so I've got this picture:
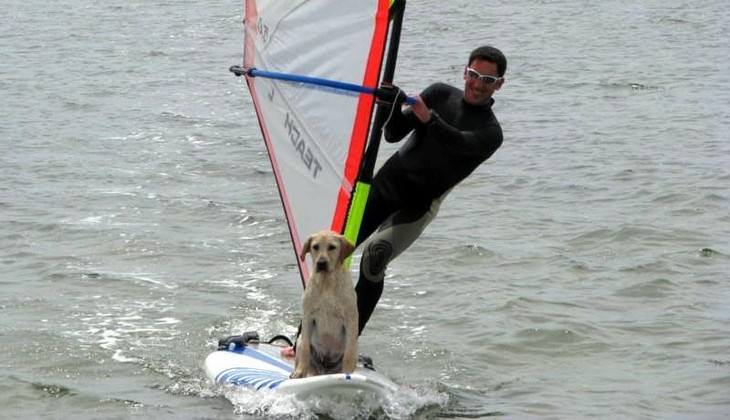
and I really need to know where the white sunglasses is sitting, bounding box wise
[464,67,502,84]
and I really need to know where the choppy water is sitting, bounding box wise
[2,0,729,418]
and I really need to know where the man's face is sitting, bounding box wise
[463,58,504,105]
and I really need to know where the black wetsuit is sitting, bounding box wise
[355,82,503,333]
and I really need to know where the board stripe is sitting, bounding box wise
[217,367,288,389]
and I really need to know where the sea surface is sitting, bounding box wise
[2,0,729,418]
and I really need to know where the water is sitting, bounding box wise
[2,0,729,418]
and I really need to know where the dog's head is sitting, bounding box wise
[299,230,355,273]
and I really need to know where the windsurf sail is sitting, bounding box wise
[237,0,407,286]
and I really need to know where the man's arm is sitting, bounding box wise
[428,116,503,157]
[384,84,442,143]
[383,105,418,143]
[412,96,502,157]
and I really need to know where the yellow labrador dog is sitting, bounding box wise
[291,230,357,379]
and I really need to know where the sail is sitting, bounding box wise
[242,0,394,285]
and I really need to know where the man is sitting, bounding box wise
[354,45,506,334]
[283,45,506,357]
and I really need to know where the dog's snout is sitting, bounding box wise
[316,259,328,272]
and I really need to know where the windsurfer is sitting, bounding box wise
[354,45,507,334]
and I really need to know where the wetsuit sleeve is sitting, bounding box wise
[427,114,503,158]
[384,83,442,143]
[384,105,419,143]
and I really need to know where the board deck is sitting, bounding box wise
[205,342,398,399]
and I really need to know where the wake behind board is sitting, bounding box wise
[205,336,398,399]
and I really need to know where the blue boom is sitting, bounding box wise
[230,66,416,105]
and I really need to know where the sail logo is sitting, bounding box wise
[284,113,322,179]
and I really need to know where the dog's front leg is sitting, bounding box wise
[341,315,358,373]
[291,332,311,379]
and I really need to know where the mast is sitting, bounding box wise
[360,0,406,183]
[343,0,407,248]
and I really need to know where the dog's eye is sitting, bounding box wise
[328,244,336,251]
[312,244,319,251]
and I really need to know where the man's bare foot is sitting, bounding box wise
[281,346,295,358]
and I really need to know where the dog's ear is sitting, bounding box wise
[300,235,312,261]
[338,235,355,264]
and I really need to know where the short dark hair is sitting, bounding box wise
[468,46,507,77]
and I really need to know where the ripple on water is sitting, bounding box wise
[66,296,180,363]
[30,382,77,398]
[613,278,676,299]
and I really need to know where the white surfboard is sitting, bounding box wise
[205,342,398,399]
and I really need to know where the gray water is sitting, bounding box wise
[2,0,729,418]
